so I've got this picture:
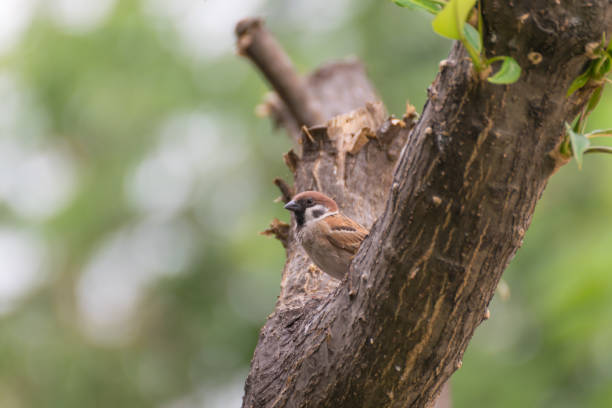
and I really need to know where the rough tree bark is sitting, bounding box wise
[237,1,612,407]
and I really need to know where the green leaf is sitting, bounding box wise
[566,122,591,169]
[432,0,477,40]
[585,86,603,115]
[597,56,611,77]
[567,67,593,96]
[487,56,521,84]
[392,0,445,14]
[463,24,481,53]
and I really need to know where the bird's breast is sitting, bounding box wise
[297,221,350,280]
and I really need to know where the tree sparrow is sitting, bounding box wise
[284,191,368,280]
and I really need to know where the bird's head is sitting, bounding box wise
[284,191,338,227]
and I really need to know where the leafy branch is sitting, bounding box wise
[564,125,612,169]
[562,35,612,168]
[393,0,521,84]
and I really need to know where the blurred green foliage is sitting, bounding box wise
[0,1,610,407]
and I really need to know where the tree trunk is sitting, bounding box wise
[236,1,612,407]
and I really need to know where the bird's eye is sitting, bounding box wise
[306,198,314,206]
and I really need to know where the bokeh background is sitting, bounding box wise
[0,0,611,407]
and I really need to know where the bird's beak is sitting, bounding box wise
[284,200,301,212]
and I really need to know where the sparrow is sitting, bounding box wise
[284,191,368,280]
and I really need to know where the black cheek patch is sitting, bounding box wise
[312,209,325,219]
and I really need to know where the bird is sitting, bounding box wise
[284,191,368,280]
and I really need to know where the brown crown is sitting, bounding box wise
[291,191,339,212]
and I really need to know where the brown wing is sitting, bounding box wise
[323,213,368,254]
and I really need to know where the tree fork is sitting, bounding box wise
[237,1,612,407]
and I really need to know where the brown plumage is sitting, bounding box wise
[323,213,368,254]
[284,191,368,280]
